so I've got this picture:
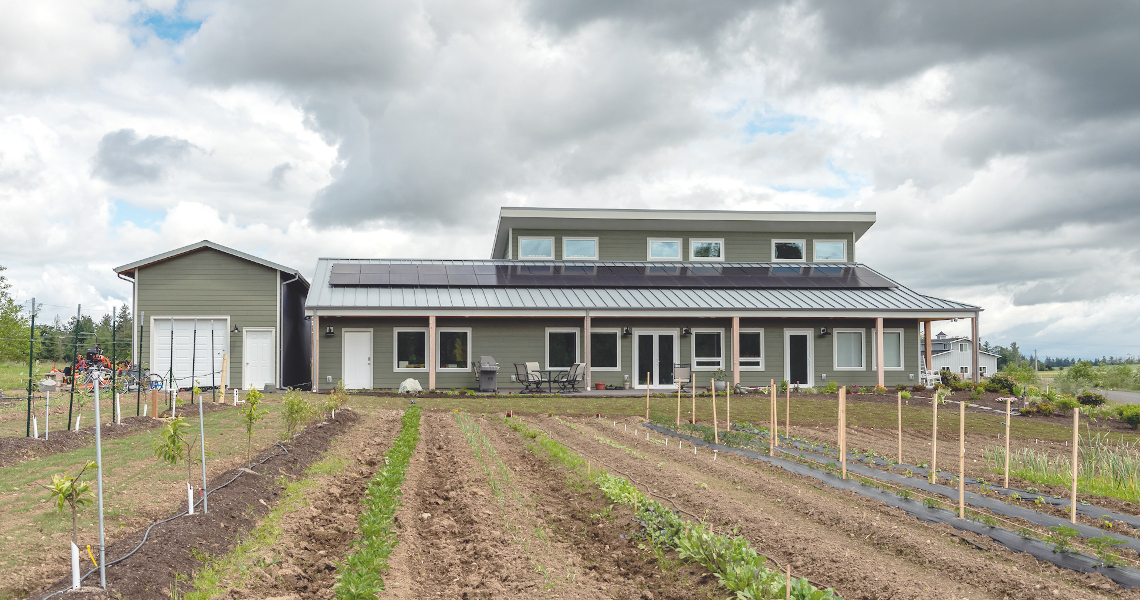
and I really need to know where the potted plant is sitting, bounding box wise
[712,368,729,392]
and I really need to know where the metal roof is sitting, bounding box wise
[306,259,979,316]
[114,240,309,287]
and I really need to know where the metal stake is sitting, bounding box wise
[93,370,107,588]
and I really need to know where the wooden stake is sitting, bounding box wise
[726,382,731,432]
[959,399,965,519]
[1071,407,1079,524]
[691,382,696,425]
[931,392,938,481]
[785,386,790,443]
[786,565,791,600]
[839,386,846,479]
[770,379,776,456]
[676,379,681,426]
[1004,397,1011,489]
[646,373,650,421]
[893,392,902,463]
[711,378,719,444]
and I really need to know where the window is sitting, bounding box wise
[590,329,620,370]
[871,329,904,370]
[546,328,579,370]
[437,328,471,370]
[960,366,969,374]
[647,238,682,260]
[563,237,599,260]
[772,239,806,261]
[941,366,951,372]
[393,328,427,371]
[518,237,554,259]
[834,329,865,370]
[739,329,764,370]
[813,240,847,262]
[980,366,988,375]
[692,330,724,370]
[959,343,966,352]
[689,239,724,262]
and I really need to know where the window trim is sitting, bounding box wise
[688,238,725,262]
[960,366,970,374]
[772,239,807,262]
[518,236,554,259]
[392,327,429,372]
[870,328,905,371]
[545,327,580,371]
[833,328,866,370]
[691,328,725,371]
[562,237,599,261]
[436,327,473,371]
[980,366,988,375]
[959,343,967,352]
[738,328,765,371]
[588,328,622,371]
[813,239,848,262]
[646,237,683,261]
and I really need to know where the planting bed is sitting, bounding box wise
[538,414,1138,599]
[29,409,361,600]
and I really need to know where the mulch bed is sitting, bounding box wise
[30,409,360,600]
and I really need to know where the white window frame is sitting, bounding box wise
[436,327,473,371]
[980,366,988,375]
[393,327,428,372]
[772,239,807,262]
[783,328,815,388]
[960,366,970,374]
[545,327,580,371]
[562,237,599,260]
[738,328,765,371]
[813,239,848,262]
[691,328,725,371]
[870,328,905,371]
[588,328,621,371]
[688,238,725,262]
[647,237,682,261]
[518,236,554,259]
[959,343,967,352]
[833,328,866,370]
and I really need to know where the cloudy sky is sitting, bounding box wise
[2,0,1139,360]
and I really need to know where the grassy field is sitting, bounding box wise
[0,360,68,393]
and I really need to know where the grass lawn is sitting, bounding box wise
[0,360,68,393]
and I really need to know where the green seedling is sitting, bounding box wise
[39,461,98,545]
[1047,525,1080,554]
[1087,535,1126,567]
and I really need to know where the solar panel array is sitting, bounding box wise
[327,262,895,290]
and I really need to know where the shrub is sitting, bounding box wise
[1001,363,1039,385]
[950,380,971,392]
[940,370,961,386]
[1055,396,1080,414]
[1023,400,1055,417]
[1077,392,1108,407]
[822,381,838,394]
[911,384,927,392]
[987,373,1019,394]
[281,388,313,438]
[900,391,911,400]
[894,384,908,391]
[1116,405,1140,429]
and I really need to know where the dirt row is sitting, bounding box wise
[538,414,1135,600]
[29,409,362,600]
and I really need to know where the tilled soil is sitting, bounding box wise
[208,409,404,599]
[29,410,360,600]
[538,415,1137,600]
[383,411,721,599]
[0,416,165,467]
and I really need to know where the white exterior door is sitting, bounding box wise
[151,318,229,391]
[343,329,373,389]
[243,328,275,390]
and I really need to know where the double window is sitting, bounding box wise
[393,328,428,371]
[772,239,806,261]
[438,328,471,370]
[689,239,724,261]
[590,329,621,370]
[692,330,724,370]
[834,329,865,370]
[546,328,579,370]
[739,329,764,370]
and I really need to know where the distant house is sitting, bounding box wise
[114,240,311,392]
[929,332,998,378]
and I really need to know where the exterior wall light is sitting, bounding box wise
[682,327,692,336]
[230,325,239,334]
[325,326,335,336]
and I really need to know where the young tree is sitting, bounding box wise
[40,461,98,545]
[242,387,268,466]
[153,417,198,486]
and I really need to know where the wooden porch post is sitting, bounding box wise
[311,315,320,393]
[971,314,980,383]
[731,316,740,386]
[584,312,591,389]
[875,317,885,388]
[924,320,933,373]
[428,315,436,391]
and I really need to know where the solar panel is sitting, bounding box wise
[327,262,895,289]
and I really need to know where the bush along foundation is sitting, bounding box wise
[505,418,842,600]
[333,406,421,599]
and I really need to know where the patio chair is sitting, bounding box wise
[514,363,542,393]
[559,363,586,392]
[674,363,692,392]
[525,362,545,392]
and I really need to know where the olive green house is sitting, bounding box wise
[114,241,311,392]
[306,208,982,392]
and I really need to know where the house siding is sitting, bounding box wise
[511,229,856,262]
[931,342,999,378]
[137,248,278,389]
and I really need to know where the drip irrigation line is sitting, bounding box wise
[39,442,290,599]
[515,418,836,594]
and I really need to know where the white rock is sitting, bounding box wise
[399,378,423,394]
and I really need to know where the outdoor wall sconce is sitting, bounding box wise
[682,327,692,336]
[325,326,335,336]
[819,327,830,336]
[622,327,632,336]
[230,325,239,334]
[821,373,827,380]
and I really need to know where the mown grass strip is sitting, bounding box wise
[334,406,421,599]
[505,418,842,600]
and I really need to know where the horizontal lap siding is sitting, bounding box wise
[513,229,854,262]
[138,249,278,389]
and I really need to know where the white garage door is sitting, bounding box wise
[152,318,229,391]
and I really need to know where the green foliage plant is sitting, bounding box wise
[153,416,198,486]
[242,387,268,467]
[281,388,312,438]
[900,391,911,400]
[40,461,98,545]
[1117,404,1140,429]
[1087,535,1126,567]
[823,381,838,394]
[1047,525,1080,554]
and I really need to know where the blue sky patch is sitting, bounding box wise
[744,113,801,137]
[111,199,165,229]
[138,5,202,42]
